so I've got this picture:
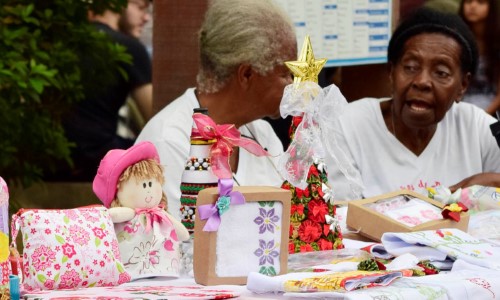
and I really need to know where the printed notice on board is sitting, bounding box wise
[274,0,392,67]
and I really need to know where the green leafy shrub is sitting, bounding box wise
[0,0,131,186]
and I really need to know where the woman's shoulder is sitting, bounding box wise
[346,97,387,108]
[443,102,498,139]
[449,102,497,124]
[241,120,283,155]
[243,119,280,142]
[137,88,197,141]
[342,97,388,119]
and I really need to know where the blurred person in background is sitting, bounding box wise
[119,0,151,39]
[459,0,500,116]
[116,0,153,140]
[58,1,153,181]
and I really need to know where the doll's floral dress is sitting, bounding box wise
[114,206,181,279]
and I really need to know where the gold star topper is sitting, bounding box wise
[285,35,327,86]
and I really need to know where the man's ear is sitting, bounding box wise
[457,72,471,103]
[237,63,254,90]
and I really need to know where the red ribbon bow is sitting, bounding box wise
[193,113,269,179]
[291,204,304,215]
[135,204,172,234]
[441,202,468,222]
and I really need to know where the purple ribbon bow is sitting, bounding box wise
[198,178,245,231]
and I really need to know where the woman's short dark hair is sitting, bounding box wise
[388,8,478,75]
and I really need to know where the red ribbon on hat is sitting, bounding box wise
[192,113,269,179]
[135,204,172,234]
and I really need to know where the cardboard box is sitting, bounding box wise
[347,190,469,242]
[193,186,291,285]
[333,201,378,242]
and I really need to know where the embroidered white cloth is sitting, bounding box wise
[283,269,500,299]
[343,238,394,259]
[247,270,403,294]
[381,228,500,270]
[215,201,283,277]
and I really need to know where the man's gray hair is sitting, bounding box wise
[197,0,295,93]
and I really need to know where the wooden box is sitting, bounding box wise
[193,186,291,285]
[347,190,469,242]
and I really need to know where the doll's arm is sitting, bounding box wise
[165,213,190,242]
[108,207,136,223]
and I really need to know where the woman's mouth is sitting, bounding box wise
[408,100,432,112]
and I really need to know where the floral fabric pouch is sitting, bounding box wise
[10,205,130,291]
[0,176,10,288]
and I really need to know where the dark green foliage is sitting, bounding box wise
[357,259,380,271]
[0,0,131,186]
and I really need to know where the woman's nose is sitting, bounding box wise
[412,70,432,90]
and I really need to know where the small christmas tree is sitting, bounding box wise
[279,36,344,253]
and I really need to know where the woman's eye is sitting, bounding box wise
[434,65,451,78]
[404,65,417,72]
[436,71,449,78]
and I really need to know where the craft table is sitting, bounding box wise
[21,207,500,299]
[21,250,500,300]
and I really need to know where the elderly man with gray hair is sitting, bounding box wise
[136,0,297,221]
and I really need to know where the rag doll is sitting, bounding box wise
[93,141,189,279]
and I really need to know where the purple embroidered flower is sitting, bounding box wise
[254,239,279,266]
[254,208,280,234]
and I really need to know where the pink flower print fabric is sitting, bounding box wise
[0,231,10,287]
[11,206,130,291]
[0,176,9,234]
[114,210,181,279]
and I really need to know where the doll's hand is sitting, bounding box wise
[108,207,136,223]
[165,213,190,242]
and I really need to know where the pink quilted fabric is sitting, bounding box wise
[11,205,130,291]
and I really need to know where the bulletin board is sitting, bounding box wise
[275,0,397,67]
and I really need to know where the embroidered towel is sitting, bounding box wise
[381,229,500,270]
[343,238,394,259]
[247,270,404,293]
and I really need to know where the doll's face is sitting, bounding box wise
[116,175,163,209]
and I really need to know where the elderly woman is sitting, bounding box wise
[136,0,296,219]
[328,8,500,200]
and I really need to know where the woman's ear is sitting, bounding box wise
[457,72,471,102]
[387,62,395,85]
[236,63,254,90]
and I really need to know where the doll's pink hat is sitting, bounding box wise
[93,141,160,208]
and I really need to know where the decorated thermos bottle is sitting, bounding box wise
[179,108,218,234]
